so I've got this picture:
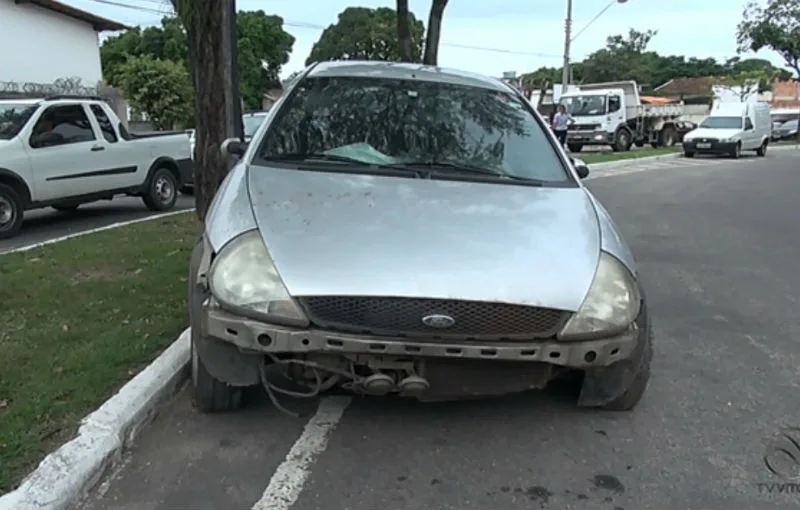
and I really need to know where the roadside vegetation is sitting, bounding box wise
[0,212,199,494]
[579,146,679,164]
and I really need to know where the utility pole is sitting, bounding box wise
[561,0,573,90]
[228,0,244,140]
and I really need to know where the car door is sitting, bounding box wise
[86,103,143,190]
[742,116,757,150]
[27,103,106,201]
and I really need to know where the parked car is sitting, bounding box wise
[682,101,771,158]
[242,111,268,142]
[772,119,798,141]
[188,61,653,414]
[0,95,192,239]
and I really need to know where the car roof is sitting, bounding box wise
[307,60,512,93]
[0,98,42,105]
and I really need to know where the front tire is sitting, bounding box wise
[730,142,742,159]
[600,325,653,411]
[613,128,632,152]
[567,143,583,153]
[0,183,24,240]
[684,151,695,158]
[756,140,768,157]
[191,335,244,413]
[142,167,178,212]
[188,239,244,413]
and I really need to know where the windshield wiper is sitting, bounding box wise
[388,160,537,182]
[262,153,374,165]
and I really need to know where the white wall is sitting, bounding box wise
[0,1,102,86]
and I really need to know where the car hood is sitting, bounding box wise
[246,167,601,311]
[686,127,741,139]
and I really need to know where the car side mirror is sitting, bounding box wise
[221,137,248,158]
[570,157,590,179]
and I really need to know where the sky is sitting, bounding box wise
[68,0,787,82]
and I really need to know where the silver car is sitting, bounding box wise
[189,61,652,414]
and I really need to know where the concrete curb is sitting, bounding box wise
[0,330,191,510]
[585,152,680,170]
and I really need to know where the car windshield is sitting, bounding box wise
[779,119,798,130]
[559,95,606,116]
[243,115,266,137]
[772,114,798,125]
[0,103,38,140]
[255,76,570,183]
[699,116,742,129]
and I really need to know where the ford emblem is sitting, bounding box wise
[421,314,455,329]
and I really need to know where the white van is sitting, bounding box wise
[682,102,772,158]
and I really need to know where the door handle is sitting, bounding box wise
[90,145,104,152]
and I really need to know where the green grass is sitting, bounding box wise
[0,212,200,494]
[578,146,680,164]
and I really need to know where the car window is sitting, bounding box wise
[256,76,571,183]
[243,115,266,137]
[699,116,742,129]
[30,104,95,147]
[0,103,38,140]
[90,104,118,143]
[744,118,754,130]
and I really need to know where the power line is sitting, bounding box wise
[81,0,562,58]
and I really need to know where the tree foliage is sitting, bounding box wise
[118,55,193,130]
[737,0,800,77]
[100,12,294,112]
[306,7,425,64]
[519,28,792,96]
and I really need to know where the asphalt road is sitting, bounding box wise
[0,194,195,254]
[83,150,800,510]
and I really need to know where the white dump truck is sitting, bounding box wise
[557,80,704,152]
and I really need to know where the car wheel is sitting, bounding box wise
[683,151,695,158]
[756,141,768,157]
[191,334,244,413]
[188,239,244,413]
[567,143,583,153]
[0,183,24,240]
[599,325,653,411]
[142,167,178,212]
[730,142,742,159]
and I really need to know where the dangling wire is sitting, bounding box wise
[259,355,364,417]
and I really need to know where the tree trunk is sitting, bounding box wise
[172,0,237,221]
[396,0,413,62]
[422,0,448,66]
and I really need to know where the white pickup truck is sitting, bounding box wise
[0,95,193,239]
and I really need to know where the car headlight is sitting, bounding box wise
[208,230,308,325]
[559,252,641,339]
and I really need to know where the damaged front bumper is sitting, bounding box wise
[202,301,640,369]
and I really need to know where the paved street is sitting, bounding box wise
[83,151,799,510]
[0,194,195,254]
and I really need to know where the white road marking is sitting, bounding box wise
[1,209,195,255]
[251,396,353,510]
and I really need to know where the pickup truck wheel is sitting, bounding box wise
[143,167,178,212]
[0,183,24,240]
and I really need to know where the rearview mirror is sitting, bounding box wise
[570,157,590,179]
[221,137,248,158]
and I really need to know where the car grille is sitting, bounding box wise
[298,296,570,340]
[568,124,600,131]
[695,138,718,143]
